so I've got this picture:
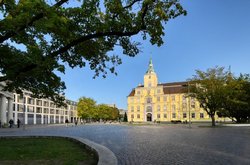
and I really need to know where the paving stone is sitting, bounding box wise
[0,124,250,165]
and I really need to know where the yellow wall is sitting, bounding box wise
[128,87,224,122]
[127,61,225,122]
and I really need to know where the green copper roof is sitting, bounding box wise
[146,58,154,73]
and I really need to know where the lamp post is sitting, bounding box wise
[183,82,191,128]
[188,81,191,128]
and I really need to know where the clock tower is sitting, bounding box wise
[144,58,158,88]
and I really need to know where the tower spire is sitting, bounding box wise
[146,57,154,73]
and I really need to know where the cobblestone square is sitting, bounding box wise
[1,124,250,165]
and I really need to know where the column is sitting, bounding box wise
[59,112,61,123]
[41,101,44,124]
[7,98,13,122]
[0,95,7,124]
[34,112,36,124]
[34,98,37,125]
[24,97,28,124]
[41,113,44,124]
[48,115,50,124]
[13,94,17,124]
[14,112,17,125]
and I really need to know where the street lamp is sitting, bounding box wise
[183,82,191,128]
[188,82,191,128]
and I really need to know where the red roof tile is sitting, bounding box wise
[128,82,188,96]
[128,89,135,97]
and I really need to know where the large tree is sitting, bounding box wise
[189,67,229,126]
[222,74,250,123]
[77,97,97,120]
[0,0,186,105]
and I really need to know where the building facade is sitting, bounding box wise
[0,82,14,125]
[127,59,223,122]
[0,86,78,126]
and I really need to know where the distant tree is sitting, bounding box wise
[123,112,128,122]
[221,74,250,123]
[97,104,111,121]
[110,107,119,120]
[118,113,123,121]
[97,105,119,121]
[189,67,229,126]
[77,97,96,120]
[0,0,186,105]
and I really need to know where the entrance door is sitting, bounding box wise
[147,113,152,122]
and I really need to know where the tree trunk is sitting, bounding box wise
[211,114,216,127]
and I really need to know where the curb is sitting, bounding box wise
[68,136,118,165]
[221,124,250,127]
[0,135,118,165]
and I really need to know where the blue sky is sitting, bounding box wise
[60,0,250,109]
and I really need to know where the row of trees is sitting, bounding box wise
[189,66,250,126]
[77,97,120,121]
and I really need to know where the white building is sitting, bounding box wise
[0,85,78,126]
[0,82,14,125]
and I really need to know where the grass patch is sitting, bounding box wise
[0,137,97,165]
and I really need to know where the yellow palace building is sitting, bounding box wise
[127,59,222,123]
